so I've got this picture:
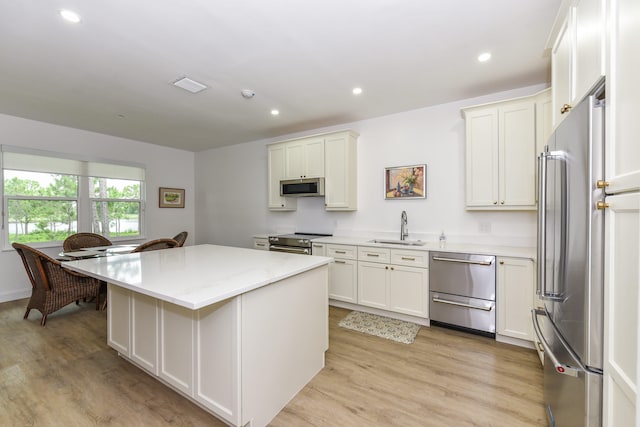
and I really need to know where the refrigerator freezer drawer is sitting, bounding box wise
[429,292,495,334]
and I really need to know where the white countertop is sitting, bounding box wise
[62,244,332,310]
[312,236,536,259]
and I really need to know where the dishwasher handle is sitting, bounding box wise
[431,256,493,266]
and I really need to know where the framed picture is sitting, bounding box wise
[384,164,426,199]
[159,187,185,208]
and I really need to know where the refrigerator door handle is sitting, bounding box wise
[537,150,567,301]
[531,308,581,377]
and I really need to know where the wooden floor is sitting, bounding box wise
[0,299,546,426]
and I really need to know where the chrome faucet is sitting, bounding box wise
[400,210,408,240]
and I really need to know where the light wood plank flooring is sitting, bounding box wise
[0,299,545,426]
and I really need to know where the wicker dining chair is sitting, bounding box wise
[63,232,112,252]
[172,231,188,247]
[131,238,179,253]
[12,242,103,326]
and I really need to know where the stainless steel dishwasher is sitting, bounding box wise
[429,251,496,337]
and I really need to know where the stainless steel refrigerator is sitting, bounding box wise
[532,79,605,427]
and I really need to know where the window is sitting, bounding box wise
[2,147,145,247]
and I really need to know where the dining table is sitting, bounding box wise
[59,244,139,259]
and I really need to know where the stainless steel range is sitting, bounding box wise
[268,233,331,255]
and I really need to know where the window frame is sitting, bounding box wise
[1,147,146,250]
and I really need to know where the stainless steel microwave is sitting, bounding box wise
[280,178,325,197]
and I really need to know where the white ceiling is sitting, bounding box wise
[0,1,561,152]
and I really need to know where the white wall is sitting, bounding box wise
[195,83,548,250]
[0,114,195,302]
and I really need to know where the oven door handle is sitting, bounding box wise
[269,245,310,255]
[432,296,493,311]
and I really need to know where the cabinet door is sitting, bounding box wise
[107,284,131,356]
[496,257,534,341]
[388,265,428,318]
[285,138,324,179]
[358,261,388,309]
[159,301,195,395]
[605,0,640,195]
[329,259,358,303]
[465,108,499,207]
[267,144,296,211]
[499,102,536,208]
[552,12,574,127]
[603,192,639,426]
[131,292,159,374]
[574,0,604,104]
[325,132,357,210]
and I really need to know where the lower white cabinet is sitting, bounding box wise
[496,256,535,341]
[327,244,357,303]
[357,247,428,318]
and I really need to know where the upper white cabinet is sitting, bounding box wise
[284,137,324,179]
[267,143,296,211]
[267,130,358,211]
[324,131,358,211]
[551,0,605,127]
[462,96,539,210]
[551,11,574,127]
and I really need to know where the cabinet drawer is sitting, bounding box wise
[390,249,429,268]
[358,247,391,264]
[253,238,269,251]
[327,244,357,260]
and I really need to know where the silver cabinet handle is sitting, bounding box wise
[367,253,380,257]
[256,243,266,247]
[312,244,324,248]
[334,250,346,254]
[531,308,580,377]
[432,256,493,266]
[432,297,493,311]
[401,256,416,261]
[334,260,346,264]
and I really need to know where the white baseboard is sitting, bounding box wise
[0,289,30,303]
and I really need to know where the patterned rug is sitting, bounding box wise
[338,311,421,344]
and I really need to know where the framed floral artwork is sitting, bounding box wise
[159,187,185,208]
[384,164,426,199]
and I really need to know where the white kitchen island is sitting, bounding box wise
[62,244,331,427]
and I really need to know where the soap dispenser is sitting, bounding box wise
[439,231,446,248]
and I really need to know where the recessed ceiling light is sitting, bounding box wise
[271,109,280,116]
[59,9,81,23]
[478,52,492,62]
[352,87,363,95]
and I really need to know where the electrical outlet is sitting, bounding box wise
[479,222,491,233]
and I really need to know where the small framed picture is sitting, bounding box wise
[384,165,426,199]
[159,187,185,208]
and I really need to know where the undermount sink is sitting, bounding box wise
[368,239,427,246]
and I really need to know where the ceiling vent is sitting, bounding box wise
[172,77,207,94]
